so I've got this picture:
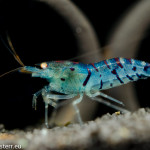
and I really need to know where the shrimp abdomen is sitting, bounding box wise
[89,58,150,91]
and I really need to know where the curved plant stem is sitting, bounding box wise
[37,0,102,62]
[106,1,150,111]
[35,0,102,123]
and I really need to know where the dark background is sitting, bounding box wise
[0,0,149,129]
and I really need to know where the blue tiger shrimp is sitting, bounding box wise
[1,36,150,128]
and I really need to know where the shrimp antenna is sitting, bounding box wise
[0,32,25,67]
[0,32,26,78]
[0,67,24,78]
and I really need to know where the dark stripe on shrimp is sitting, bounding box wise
[111,69,124,83]
[83,68,91,86]
[61,78,65,81]
[144,64,150,72]
[104,60,111,69]
[99,80,103,89]
[73,62,79,64]
[136,73,141,78]
[91,63,99,72]
[114,58,123,68]
[55,61,64,63]
[70,67,75,71]
[132,66,136,71]
[136,73,147,79]
[126,75,133,81]
[126,58,132,64]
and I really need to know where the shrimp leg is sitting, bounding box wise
[45,102,49,128]
[32,86,51,110]
[90,91,124,105]
[32,89,43,110]
[46,94,76,100]
[42,89,77,127]
[48,96,77,127]
[72,94,84,125]
[32,85,75,109]
[88,92,130,113]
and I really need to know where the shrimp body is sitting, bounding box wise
[24,61,88,94]
[3,34,150,127]
[85,57,150,93]
[23,57,150,95]
[21,57,150,127]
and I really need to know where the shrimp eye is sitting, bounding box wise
[40,62,48,69]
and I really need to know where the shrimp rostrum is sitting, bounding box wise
[1,36,150,127]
